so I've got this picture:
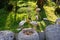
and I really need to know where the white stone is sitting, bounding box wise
[19,20,26,27]
[16,28,21,31]
[43,18,48,20]
[30,21,38,26]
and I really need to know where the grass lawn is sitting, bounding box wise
[0,1,58,33]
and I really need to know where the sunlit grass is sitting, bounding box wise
[5,12,14,29]
[0,1,58,32]
[44,6,57,22]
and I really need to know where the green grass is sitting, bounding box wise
[0,1,58,32]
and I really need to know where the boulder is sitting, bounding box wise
[18,28,39,40]
[45,24,60,40]
[38,32,45,40]
[0,30,14,40]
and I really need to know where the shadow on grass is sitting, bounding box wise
[0,10,19,33]
[0,9,10,30]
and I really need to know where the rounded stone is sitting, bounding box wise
[18,28,39,40]
[0,30,14,40]
[45,24,60,40]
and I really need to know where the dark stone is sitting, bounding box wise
[38,32,45,40]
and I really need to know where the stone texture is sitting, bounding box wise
[0,30,14,40]
[38,32,45,40]
[45,24,60,40]
[18,28,39,40]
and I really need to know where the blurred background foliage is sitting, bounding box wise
[0,0,60,32]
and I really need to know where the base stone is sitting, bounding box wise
[18,28,39,40]
[45,24,60,40]
[0,30,14,40]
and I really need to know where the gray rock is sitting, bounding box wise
[19,21,26,27]
[45,24,60,40]
[0,30,14,40]
[18,28,39,40]
[38,32,45,40]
